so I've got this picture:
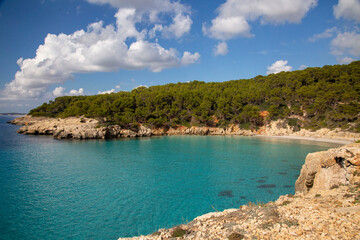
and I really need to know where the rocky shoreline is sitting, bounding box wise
[118,143,360,240]
[8,116,360,142]
[8,116,360,239]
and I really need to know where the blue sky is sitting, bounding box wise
[0,0,359,113]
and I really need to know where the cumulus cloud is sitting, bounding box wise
[98,89,116,94]
[331,31,360,57]
[267,60,293,74]
[87,0,192,39]
[52,87,84,97]
[69,88,84,96]
[308,27,338,42]
[214,42,229,56]
[181,51,201,65]
[337,56,356,64]
[333,0,360,22]
[53,86,65,97]
[203,0,317,41]
[1,0,199,100]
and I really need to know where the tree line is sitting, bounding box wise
[29,61,360,132]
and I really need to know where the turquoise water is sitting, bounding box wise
[0,116,340,239]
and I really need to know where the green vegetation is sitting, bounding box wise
[29,61,360,131]
[228,232,245,240]
[171,227,188,238]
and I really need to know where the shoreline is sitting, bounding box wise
[253,134,354,145]
[8,115,360,143]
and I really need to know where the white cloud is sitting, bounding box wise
[86,0,192,38]
[161,13,192,38]
[331,31,360,57]
[98,88,115,94]
[53,86,65,97]
[333,0,360,22]
[203,0,317,41]
[214,42,229,56]
[1,2,200,100]
[52,87,84,97]
[308,27,338,42]
[181,51,201,65]
[267,60,293,74]
[69,88,84,96]
[337,56,356,64]
[115,85,120,89]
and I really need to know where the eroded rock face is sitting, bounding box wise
[10,116,257,139]
[295,143,360,194]
[9,116,360,141]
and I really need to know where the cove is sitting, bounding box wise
[0,116,340,239]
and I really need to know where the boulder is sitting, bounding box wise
[295,143,360,194]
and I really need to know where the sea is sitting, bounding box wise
[0,115,340,239]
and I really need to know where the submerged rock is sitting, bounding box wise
[257,184,276,188]
[218,190,234,198]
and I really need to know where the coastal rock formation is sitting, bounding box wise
[295,143,360,194]
[9,116,256,139]
[9,116,360,141]
[118,144,360,240]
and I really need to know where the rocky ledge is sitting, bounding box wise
[119,144,360,240]
[8,116,360,141]
[9,116,254,139]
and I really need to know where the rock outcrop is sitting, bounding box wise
[295,143,360,194]
[118,144,360,240]
[9,116,255,139]
[9,116,360,141]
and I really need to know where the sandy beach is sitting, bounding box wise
[253,134,355,145]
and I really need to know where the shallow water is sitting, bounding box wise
[0,116,340,239]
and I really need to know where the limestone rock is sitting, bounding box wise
[295,143,360,194]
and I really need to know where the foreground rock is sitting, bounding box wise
[295,143,360,193]
[119,144,360,240]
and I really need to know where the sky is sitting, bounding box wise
[0,0,359,113]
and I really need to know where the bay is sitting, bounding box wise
[0,115,339,239]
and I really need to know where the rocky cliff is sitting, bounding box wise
[8,116,360,141]
[295,143,360,194]
[118,144,360,240]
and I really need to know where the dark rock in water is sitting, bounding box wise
[256,179,266,183]
[281,159,288,162]
[257,184,276,188]
[261,176,269,179]
[239,196,246,199]
[283,185,292,188]
[218,190,234,197]
[237,178,246,182]
[267,189,274,194]
[278,172,287,175]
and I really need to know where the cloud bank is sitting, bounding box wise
[2,0,199,100]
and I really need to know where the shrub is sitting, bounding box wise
[171,227,187,238]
